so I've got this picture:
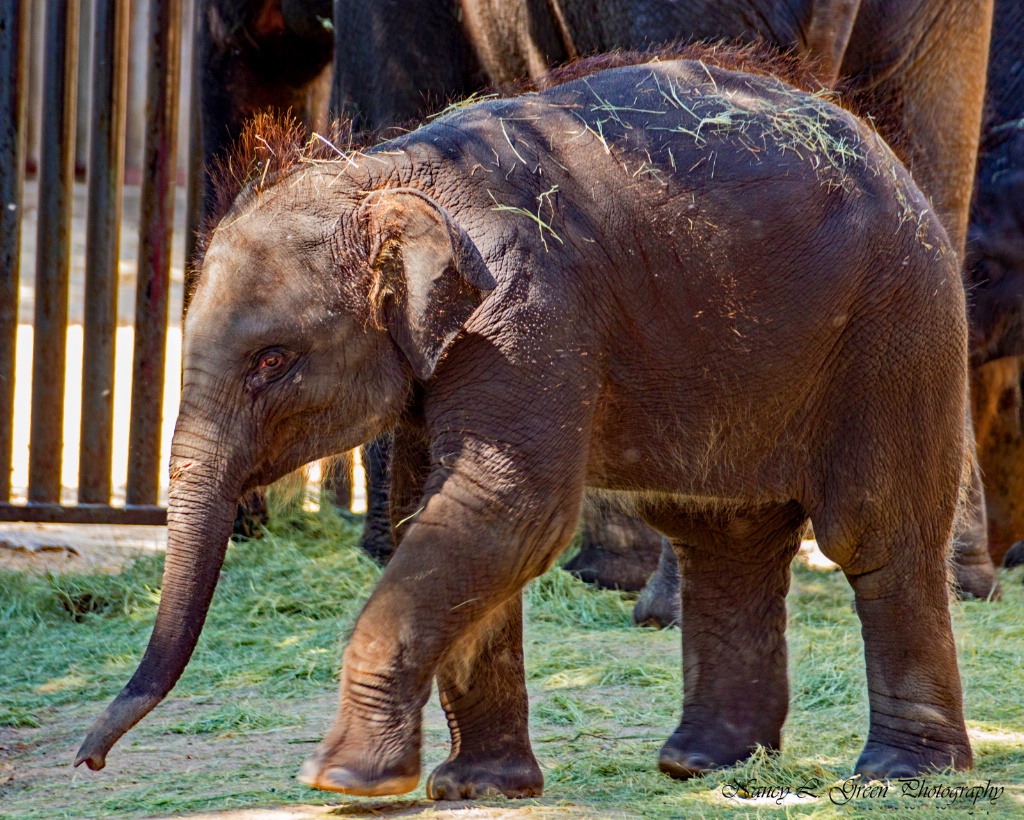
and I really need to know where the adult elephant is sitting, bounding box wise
[330,0,998,599]
[964,0,1024,569]
[335,0,990,252]
[195,0,334,230]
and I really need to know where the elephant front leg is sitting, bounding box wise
[659,505,803,778]
[427,594,543,799]
[298,477,581,796]
[297,604,429,795]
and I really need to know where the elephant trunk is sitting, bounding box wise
[75,442,239,771]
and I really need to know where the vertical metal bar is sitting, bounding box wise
[27,0,79,503]
[0,0,31,502]
[74,0,92,178]
[26,0,43,175]
[126,0,183,506]
[124,0,147,180]
[78,0,130,503]
[182,0,202,318]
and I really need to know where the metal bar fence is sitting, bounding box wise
[27,0,79,505]
[0,0,31,503]
[78,0,130,504]
[124,0,182,508]
[0,0,183,524]
[1,0,353,524]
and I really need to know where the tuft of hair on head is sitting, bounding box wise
[191,110,372,288]
[206,110,360,225]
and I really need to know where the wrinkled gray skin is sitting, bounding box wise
[332,0,999,599]
[77,59,972,797]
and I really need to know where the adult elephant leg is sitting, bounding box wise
[971,357,1024,566]
[359,434,395,563]
[951,434,999,599]
[948,401,1000,599]
[844,1,991,257]
[658,502,804,778]
[427,594,543,799]
[843,4,995,598]
[232,488,268,539]
[564,495,663,591]
[633,539,681,628]
[1004,541,1024,569]
[321,451,354,511]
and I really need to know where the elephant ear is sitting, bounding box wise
[362,188,497,380]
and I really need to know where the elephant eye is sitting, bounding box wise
[246,347,295,392]
[259,352,283,371]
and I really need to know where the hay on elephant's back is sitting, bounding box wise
[646,71,866,189]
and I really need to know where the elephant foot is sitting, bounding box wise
[633,539,680,628]
[427,750,543,800]
[1003,541,1024,569]
[658,727,771,780]
[952,553,1000,600]
[297,738,420,796]
[854,739,972,781]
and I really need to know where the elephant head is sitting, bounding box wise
[75,177,495,770]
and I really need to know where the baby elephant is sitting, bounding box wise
[76,49,973,797]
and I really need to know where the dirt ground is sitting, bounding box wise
[1,673,628,819]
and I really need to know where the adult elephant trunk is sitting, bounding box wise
[75,431,240,771]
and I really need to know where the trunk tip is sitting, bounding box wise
[73,741,108,771]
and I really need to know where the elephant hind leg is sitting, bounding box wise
[657,501,805,779]
[814,500,973,777]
